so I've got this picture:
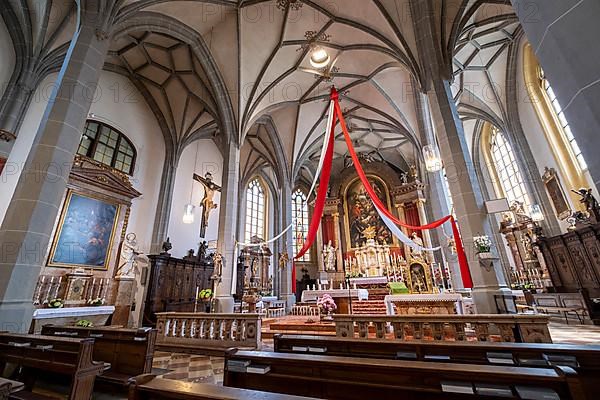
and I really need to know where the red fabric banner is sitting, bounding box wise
[332,88,473,288]
[294,93,337,260]
[292,262,297,293]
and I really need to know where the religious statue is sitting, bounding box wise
[323,240,336,271]
[116,233,148,278]
[183,249,196,261]
[278,251,289,270]
[409,232,424,259]
[212,252,224,284]
[409,164,420,183]
[573,188,600,223]
[194,172,222,238]
[400,172,409,185]
[161,237,172,255]
[197,241,208,262]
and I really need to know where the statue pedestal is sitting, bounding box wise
[111,276,136,327]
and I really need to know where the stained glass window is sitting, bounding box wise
[245,179,266,241]
[490,127,531,207]
[292,189,310,261]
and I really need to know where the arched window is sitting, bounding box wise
[489,126,531,207]
[245,178,266,241]
[523,43,589,201]
[539,68,587,170]
[292,189,310,261]
[77,120,136,175]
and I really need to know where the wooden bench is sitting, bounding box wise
[40,325,156,386]
[128,374,319,400]
[0,332,104,400]
[273,334,600,397]
[533,293,590,324]
[224,348,587,399]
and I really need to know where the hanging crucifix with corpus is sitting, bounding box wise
[193,172,222,238]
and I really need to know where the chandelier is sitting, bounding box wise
[277,0,303,11]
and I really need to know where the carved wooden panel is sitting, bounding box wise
[143,255,214,325]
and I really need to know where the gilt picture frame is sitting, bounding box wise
[48,190,120,270]
[542,167,571,220]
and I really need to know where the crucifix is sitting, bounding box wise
[193,172,222,238]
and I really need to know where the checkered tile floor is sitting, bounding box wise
[548,321,600,344]
[152,352,225,385]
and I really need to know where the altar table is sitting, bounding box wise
[384,294,464,315]
[30,306,115,333]
[301,289,369,314]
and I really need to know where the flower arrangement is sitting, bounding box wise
[473,235,492,254]
[346,271,364,279]
[46,298,64,308]
[198,289,213,301]
[317,294,337,314]
[76,319,93,327]
[87,298,105,306]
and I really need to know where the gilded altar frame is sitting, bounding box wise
[405,258,434,294]
[343,175,397,250]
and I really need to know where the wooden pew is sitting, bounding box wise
[224,349,588,399]
[0,332,104,400]
[40,325,156,386]
[129,374,320,400]
[273,334,600,397]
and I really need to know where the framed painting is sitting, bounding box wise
[48,191,120,269]
[542,167,571,220]
[343,175,393,249]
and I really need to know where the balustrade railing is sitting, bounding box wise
[333,314,551,343]
[155,313,262,350]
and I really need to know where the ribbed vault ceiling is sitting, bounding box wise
[2,0,519,185]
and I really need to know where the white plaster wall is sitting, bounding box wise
[515,40,598,232]
[167,139,223,258]
[0,73,57,222]
[88,71,166,252]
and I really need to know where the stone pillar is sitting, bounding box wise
[0,3,113,332]
[414,89,463,290]
[512,0,600,188]
[150,153,177,252]
[0,80,34,142]
[279,182,296,308]
[215,142,240,313]
[428,80,509,313]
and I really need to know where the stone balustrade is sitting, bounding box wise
[155,313,262,350]
[332,314,552,343]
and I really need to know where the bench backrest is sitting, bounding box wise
[129,374,319,400]
[0,332,93,374]
[41,325,156,375]
[225,349,586,399]
[273,334,600,370]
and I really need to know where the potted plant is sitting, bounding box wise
[87,297,105,306]
[473,235,492,254]
[197,289,213,313]
[317,294,337,322]
[46,298,64,308]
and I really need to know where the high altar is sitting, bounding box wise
[313,159,438,292]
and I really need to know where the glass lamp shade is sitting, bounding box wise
[530,204,545,222]
[423,144,443,172]
[310,47,331,69]
[183,204,195,224]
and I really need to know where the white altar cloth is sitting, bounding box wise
[348,277,388,285]
[301,289,369,303]
[384,294,464,315]
[32,306,115,319]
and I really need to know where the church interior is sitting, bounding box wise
[1,0,600,399]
